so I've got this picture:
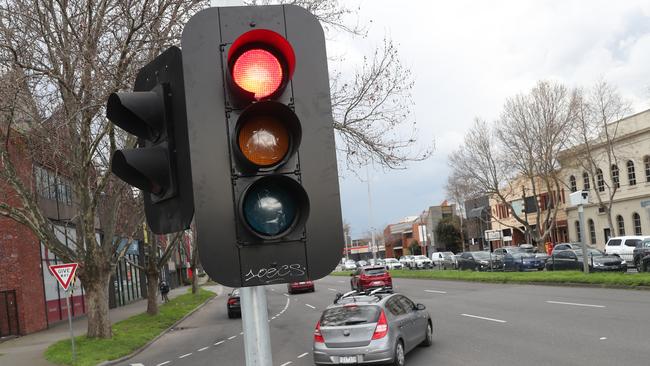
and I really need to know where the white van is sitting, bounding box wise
[604,236,649,265]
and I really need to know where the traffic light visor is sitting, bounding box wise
[228,29,295,100]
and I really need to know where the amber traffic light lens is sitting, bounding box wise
[232,48,283,99]
[238,116,290,167]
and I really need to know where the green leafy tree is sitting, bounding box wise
[408,239,421,255]
[435,217,462,252]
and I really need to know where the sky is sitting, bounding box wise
[325,0,650,238]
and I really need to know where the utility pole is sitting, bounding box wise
[522,186,530,244]
[367,166,377,260]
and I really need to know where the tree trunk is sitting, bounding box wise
[146,270,159,315]
[84,271,112,338]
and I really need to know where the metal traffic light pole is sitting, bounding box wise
[240,287,273,366]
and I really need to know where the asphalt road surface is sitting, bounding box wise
[121,277,650,366]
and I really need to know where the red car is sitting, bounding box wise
[350,266,393,292]
[287,280,315,294]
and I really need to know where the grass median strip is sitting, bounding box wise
[331,270,650,287]
[45,288,215,366]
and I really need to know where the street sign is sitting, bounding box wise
[48,263,78,291]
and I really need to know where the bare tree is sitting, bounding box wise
[249,0,432,169]
[449,81,579,247]
[0,0,207,338]
[565,81,631,236]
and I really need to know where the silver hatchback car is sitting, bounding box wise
[313,290,432,366]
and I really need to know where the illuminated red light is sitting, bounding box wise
[232,49,283,99]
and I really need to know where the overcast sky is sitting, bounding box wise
[326,0,650,238]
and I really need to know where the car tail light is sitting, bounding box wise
[372,310,388,339]
[227,298,237,305]
[314,321,324,343]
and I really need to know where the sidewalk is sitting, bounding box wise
[0,284,207,366]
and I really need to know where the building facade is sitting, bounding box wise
[561,109,650,249]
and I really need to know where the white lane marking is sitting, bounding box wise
[271,288,276,291]
[280,362,293,366]
[272,316,277,320]
[460,314,507,323]
[297,352,309,358]
[131,364,145,366]
[179,353,192,359]
[305,304,316,309]
[546,301,605,308]
[424,290,447,294]
[198,346,209,352]
[284,293,290,297]
[600,337,607,340]
[240,332,244,335]
[156,362,171,366]
[328,288,337,291]
[214,340,224,346]
[228,335,237,340]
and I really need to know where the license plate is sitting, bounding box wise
[371,281,384,286]
[299,282,306,285]
[339,356,357,364]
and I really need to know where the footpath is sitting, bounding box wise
[0,283,222,366]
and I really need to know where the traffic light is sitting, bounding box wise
[107,46,194,234]
[182,5,344,287]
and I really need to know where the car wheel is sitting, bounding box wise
[642,261,649,273]
[474,264,480,271]
[392,340,405,366]
[420,322,433,347]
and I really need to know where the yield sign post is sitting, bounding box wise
[48,263,79,364]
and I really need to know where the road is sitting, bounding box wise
[121,276,650,366]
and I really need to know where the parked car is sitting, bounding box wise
[399,255,415,269]
[384,258,404,270]
[641,255,650,272]
[551,242,584,255]
[350,266,393,292]
[604,236,649,263]
[313,291,432,366]
[357,260,369,267]
[545,249,626,272]
[457,251,502,271]
[502,252,545,271]
[412,255,434,269]
[343,260,358,271]
[288,280,315,294]
[227,288,241,318]
[430,252,456,269]
[632,238,650,269]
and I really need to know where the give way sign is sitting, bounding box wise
[48,263,79,291]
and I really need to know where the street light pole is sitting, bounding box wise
[366,166,377,260]
[578,204,590,273]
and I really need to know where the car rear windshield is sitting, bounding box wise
[364,268,387,276]
[320,305,381,326]
[472,252,491,259]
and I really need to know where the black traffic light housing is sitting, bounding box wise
[182,5,344,287]
[108,47,194,234]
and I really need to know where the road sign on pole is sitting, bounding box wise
[49,263,79,291]
[48,263,78,364]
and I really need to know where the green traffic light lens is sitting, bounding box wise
[242,178,297,237]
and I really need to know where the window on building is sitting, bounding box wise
[598,206,605,214]
[569,175,577,192]
[34,166,72,205]
[575,221,581,242]
[596,168,605,192]
[644,156,650,183]
[582,172,590,190]
[627,160,636,186]
[616,215,625,236]
[633,212,642,236]
[588,219,596,245]
[611,165,620,189]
